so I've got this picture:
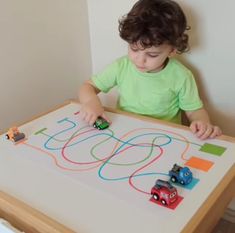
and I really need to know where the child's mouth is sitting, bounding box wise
[136,66,146,71]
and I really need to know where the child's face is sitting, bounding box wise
[128,42,175,73]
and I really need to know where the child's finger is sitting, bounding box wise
[89,115,98,126]
[199,126,213,140]
[80,111,87,120]
[189,122,197,133]
[210,126,222,138]
[195,124,207,138]
[101,113,111,124]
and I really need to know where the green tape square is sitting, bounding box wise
[200,143,226,156]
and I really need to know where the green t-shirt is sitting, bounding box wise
[92,56,203,124]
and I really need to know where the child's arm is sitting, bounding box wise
[185,108,222,140]
[78,80,110,125]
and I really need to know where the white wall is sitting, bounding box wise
[0,0,92,132]
[87,0,235,137]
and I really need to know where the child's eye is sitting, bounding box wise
[130,47,139,52]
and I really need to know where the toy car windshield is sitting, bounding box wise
[154,179,174,190]
[93,117,109,130]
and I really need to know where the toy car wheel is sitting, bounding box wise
[171,176,177,183]
[180,180,185,185]
[5,134,10,140]
[153,194,159,201]
[161,199,167,205]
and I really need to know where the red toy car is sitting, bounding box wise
[151,179,178,206]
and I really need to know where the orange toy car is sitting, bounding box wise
[5,127,25,143]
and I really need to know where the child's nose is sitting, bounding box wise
[135,54,146,65]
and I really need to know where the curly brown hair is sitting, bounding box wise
[119,0,190,53]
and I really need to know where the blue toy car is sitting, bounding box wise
[169,164,192,185]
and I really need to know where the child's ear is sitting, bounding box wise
[169,48,177,57]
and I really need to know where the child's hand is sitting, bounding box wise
[190,121,222,140]
[80,98,110,126]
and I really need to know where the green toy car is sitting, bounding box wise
[93,117,109,130]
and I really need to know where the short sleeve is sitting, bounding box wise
[91,60,120,93]
[179,72,203,111]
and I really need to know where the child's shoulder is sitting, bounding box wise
[165,58,195,88]
[98,56,131,78]
[114,55,130,65]
[168,58,192,76]
[109,56,132,71]
[167,59,197,89]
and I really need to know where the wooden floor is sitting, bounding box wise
[211,219,235,233]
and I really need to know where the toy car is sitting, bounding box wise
[151,179,178,206]
[169,163,193,185]
[93,117,109,130]
[5,127,25,143]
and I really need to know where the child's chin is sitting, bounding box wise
[136,66,147,72]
